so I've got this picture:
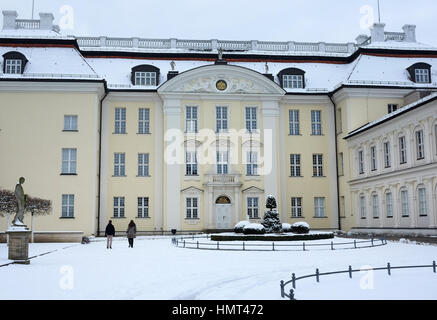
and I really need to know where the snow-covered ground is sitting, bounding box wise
[0,236,436,300]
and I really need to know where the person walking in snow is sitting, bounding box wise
[126,220,136,248]
[105,220,115,249]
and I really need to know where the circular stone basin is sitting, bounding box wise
[210,231,334,242]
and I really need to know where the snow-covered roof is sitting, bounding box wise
[345,91,437,139]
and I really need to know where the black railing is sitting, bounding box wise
[280,261,437,300]
[171,235,387,252]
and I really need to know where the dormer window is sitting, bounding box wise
[407,63,431,84]
[135,71,156,86]
[2,51,28,75]
[131,65,160,86]
[277,68,305,89]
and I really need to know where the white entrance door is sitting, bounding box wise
[216,204,231,229]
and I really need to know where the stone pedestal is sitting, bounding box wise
[6,227,31,264]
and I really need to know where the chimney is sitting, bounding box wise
[402,24,416,42]
[2,10,18,30]
[355,34,369,46]
[370,23,386,42]
[39,12,54,30]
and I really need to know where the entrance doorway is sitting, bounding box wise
[215,196,231,229]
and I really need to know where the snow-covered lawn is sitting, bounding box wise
[0,236,436,300]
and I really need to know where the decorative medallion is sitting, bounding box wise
[216,80,227,91]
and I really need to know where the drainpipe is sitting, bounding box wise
[97,83,108,237]
[329,94,342,231]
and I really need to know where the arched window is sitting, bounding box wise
[407,63,431,83]
[2,51,28,74]
[216,196,231,204]
[131,64,160,86]
[277,68,305,89]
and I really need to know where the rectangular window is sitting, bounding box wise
[401,190,409,217]
[290,154,301,177]
[216,106,228,132]
[386,192,393,218]
[135,72,156,86]
[114,153,125,176]
[388,104,398,114]
[115,108,126,134]
[113,197,125,218]
[358,150,364,174]
[313,154,323,177]
[62,148,77,174]
[416,130,425,160]
[186,106,198,133]
[283,75,303,89]
[314,197,325,217]
[217,151,228,175]
[246,151,258,176]
[64,115,78,131]
[245,107,257,132]
[399,136,407,164]
[186,151,198,176]
[384,142,391,168]
[360,196,366,219]
[247,197,259,219]
[435,125,437,155]
[138,108,150,134]
[311,110,322,135]
[186,197,198,219]
[418,187,427,216]
[137,197,149,218]
[61,194,74,218]
[415,69,430,83]
[289,110,300,135]
[291,197,302,217]
[338,153,344,176]
[138,153,149,177]
[372,194,379,218]
[5,59,22,74]
[370,146,377,171]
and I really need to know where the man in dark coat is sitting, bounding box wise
[105,220,115,249]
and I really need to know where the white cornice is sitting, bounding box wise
[332,87,414,104]
[279,95,333,105]
[0,81,105,96]
[106,91,161,102]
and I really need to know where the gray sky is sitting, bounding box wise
[1,0,437,45]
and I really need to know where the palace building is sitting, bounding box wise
[0,10,436,241]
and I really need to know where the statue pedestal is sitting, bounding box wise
[6,226,31,264]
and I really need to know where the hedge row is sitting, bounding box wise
[210,233,334,242]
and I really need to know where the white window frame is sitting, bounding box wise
[385,192,393,218]
[401,189,409,217]
[370,145,377,171]
[358,150,364,175]
[216,106,228,133]
[61,194,74,218]
[185,151,198,176]
[313,154,323,177]
[113,197,125,218]
[314,197,325,218]
[247,197,259,219]
[290,154,301,177]
[399,136,407,164]
[415,69,430,83]
[416,130,425,160]
[64,115,78,131]
[246,151,258,176]
[418,187,427,216]
[115,107,126,134]
[138,153,149,177]
[388,104,398,114]
[185,106,198,133]
[186,197,199,219]
[114,153,126,176]
[137,197,149,218]
[5,59,22,74]
[135,71,156,86]
[291,197,302,217]
[384,142,391,168]
[138,108,150,134]
[216,151,229,175]
[283,74,303,89]
[372,193,379,219]
[289,110,300,135]
[245,107,257,133]
[62,148,77,174]
[311,110,322,135]
[360,195,366,219]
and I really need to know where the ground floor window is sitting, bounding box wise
[401,190,409,217]
[114,197,125,218]
[418,187,427,216]
[360,195,366,219]
[247,197,259,219]
[314,197,325,217]
[137,197,149,218]
[372,194,379,218]
[186,197,198,219]
[61,194,74,217]
[385,192,393,218]
[291,197,302,217]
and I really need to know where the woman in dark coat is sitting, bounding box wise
[126,220,137,248]
[105,220,115,249]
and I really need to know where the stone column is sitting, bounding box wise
[163,98,182,231]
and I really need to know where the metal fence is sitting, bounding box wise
[171,235,387,252]
[280,261,437,300]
